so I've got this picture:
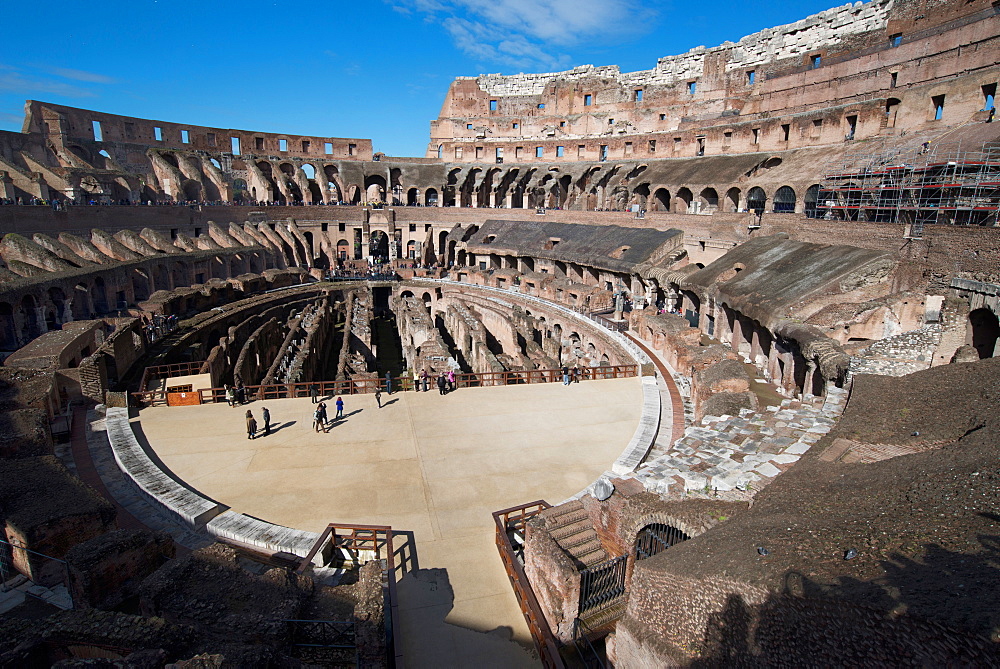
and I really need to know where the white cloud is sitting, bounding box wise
[0,71,96,98]
[45,67,117,84]
[390,0,655,70]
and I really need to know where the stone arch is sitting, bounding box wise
[181,180,202,202]
[336,238,350,261]
[804,184,820,218]
[676,187,693,213]
[698,187,719,213]
[747,186,767,213]
[773,186,796,213]
[652,188,670,212]
[724,187,741,212]
[0,302,16,349]
[425,188,439,207]
[364,175,387,203]
[132,269,151,301]
[407,188,419,206]
[20,294,41,340]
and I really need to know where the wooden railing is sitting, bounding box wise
[298,524,403,669]
[492,501,565,669]
[131,364,639,406]
[139,360,208,392]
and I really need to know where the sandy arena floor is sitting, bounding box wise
[137,377,642,667]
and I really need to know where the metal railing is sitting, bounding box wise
[132,364,639,406]
[298,524,403,669]
[283,619,357,665]
[578,555,627,616]
[492,501,565,669]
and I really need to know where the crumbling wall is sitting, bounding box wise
[66,528,175,610]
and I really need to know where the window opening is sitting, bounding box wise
[181,129,189,144]
[890,33,902,47]
[255,137,264,150]
[231,137,241,155]
[92,120,103,141]
[747,70,755,85]
[490,100,497,111]
[154,126,162,141]
[325,142,333,154]
[302,140,310,152]
[634,89,643,101]
[207,132,216,146]
[810,54,822,69]
[584,94,593,106]
[649,139,656,152]
[688,81,696,94]
[279,139,287,151]
[535,146,544,158]
[781,124,790,141]
[890,72,898,88]
[983,84,997,110]
[556,146,564,157]
[933,94,945,120]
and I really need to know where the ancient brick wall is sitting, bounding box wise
[66,529,174,610]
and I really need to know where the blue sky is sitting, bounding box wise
[1,0,841,157]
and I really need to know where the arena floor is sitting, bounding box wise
[138,376,643,667]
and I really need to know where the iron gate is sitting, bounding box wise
[578,555,627,615]
[634,523,690,561]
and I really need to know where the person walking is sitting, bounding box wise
[375,389,382,408]
[437,373,446,395]
[447,369,456,392]
[237,383,247,405]
[385,371,393,395]
[261,406,270,436]
[562,366,571,385]
[246,410,257,440]
[335,396,344,419]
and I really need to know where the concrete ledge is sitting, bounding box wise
[206,511,328,565]
[612,376,661,475]
[105,407,223,529]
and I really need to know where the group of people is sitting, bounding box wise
[412,368,457,395]
[561,365,583,385]
[245,406,270,439]
[224,383,251,406]
[311,396,345,432]
[143,313,178,344]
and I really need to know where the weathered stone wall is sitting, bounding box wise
[66,528,175,610]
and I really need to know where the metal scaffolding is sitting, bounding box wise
[816,140,1000,238]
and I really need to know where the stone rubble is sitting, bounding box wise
[849,323,942,378]
[624,388,848,498]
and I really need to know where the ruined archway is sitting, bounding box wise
[969,308,1000,359]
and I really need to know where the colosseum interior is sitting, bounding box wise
[1,0,999,666]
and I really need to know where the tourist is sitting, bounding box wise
[236,383,246,405]
[246,410,257,440]
[573,365,581,383]
[375,389,382,408]
[225,384,235,407]
[385,371,393,394]
[261,406,270,436]
[313,404,324,433]
[310,384,318,403]
[413,368,420,392]
[447,369,456,392]
[562,366,571,385]
[335,396,344,419]
[421,368,429,392]
[318,401,329,432]
[437,373,446,395]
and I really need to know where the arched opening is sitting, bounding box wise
[336,239,350,261]
[698,188,719,213]
[232,178,248,203]
[406,188,418,206]
[652,188,670,212]
[746,187,767,213]
[0,302,15,349]
[364,175,387,203]
[724,187,740,212]
[92,278,110,314]
[20,294,41,340]
[804,184,820,218]
[406,240,416,259]
[969,308,1000,359]
[425,188,438,207]
[634,523,690,561]
[773,186,796,213]
[181,180,202,202]
[132,270,151,301]
[676,187,693,214]
[278,163,303,203]
[369,231,390,261]
[885,98,901,128]
[348,185,361,205]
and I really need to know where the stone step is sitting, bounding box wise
[571,541,608,568]
[551,518,595,542]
